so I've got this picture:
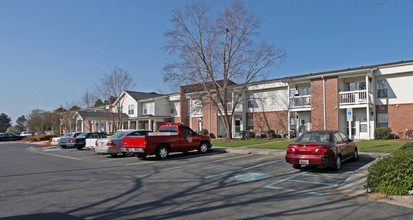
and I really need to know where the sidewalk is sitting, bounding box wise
[213,146,413,210]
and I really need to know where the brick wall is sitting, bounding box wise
[247,111,288,135]
[311,78,324,130]
[388,104,413,138]
[179,87,189,126]
[202,96,218,138]
[310,77,339,130]
[325,77,339,130]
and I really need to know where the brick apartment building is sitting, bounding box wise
[65,60,413,140]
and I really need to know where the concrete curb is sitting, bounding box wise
[213,147,413,209]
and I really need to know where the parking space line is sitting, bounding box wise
[266,186,325,196]
[288,179,339,186]
[29,148,81,160]
[301,173,347,179]
[205,159,282,179]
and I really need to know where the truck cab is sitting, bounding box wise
[123,123,212,159]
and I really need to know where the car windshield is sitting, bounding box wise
[111,131,128,138]
[296,132,331,143]
[63,133,72,137]
[77,133,88,138]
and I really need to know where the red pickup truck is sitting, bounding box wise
[122,123,212,159]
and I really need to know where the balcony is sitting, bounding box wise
[339,90,371,105]
[289,95,311,108]
[218,102,243,114]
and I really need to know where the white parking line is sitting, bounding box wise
[29,148,81,161]
[205,158,282,179]
[161,154,253,171]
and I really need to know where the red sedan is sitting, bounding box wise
[285,130,358,171]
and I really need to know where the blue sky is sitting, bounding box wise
[1,0,412,123]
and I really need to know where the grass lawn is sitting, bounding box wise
[248,140,294,150]
[357,140,413,153]
[211,138,275,147]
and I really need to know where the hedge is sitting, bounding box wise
[366,142,413,195]
[374,127,392,140]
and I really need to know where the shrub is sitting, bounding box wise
[266,129,276,138]
[374,127,392,140]
[249,131,255,138]
[366,142,413,195]
[25,134,59,142]
[198,129,209,135]
[405,129,413,139]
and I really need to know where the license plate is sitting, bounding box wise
[299,159,309,165]
[127,148,143,153]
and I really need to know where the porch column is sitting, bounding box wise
[366,75,370,140]
[149,119,152,131]
[287,85,291,139]
[128,120,131,129]
[153,120,157,132]
[81,119,84,132]
[136,120,139,129]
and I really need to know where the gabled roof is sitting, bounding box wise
[125,91,164,101]
[76,111,129,119]
[181,80,237,93]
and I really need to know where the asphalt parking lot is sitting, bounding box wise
[1,143,412,219]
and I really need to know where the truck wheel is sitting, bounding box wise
[198,142,209,154]
[137,153,147,159]
[122,152,134,157]
[110,153,117,157]
[292,164,301,169]
[156,145,169,159]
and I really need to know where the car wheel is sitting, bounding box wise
[292,164,301,169]
[156,145,169,159]
[352,148,359,162]
[60,145,67,149]
[334,155,342,171]
[198,142,209,154]
[122,152,134,157]
[76,146,83,150]
[137,153,147,159]
[110,153,117,157]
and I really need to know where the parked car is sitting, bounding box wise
[85,132,109,150]
[67,132,107,150]
[20,131,32,137]
[123,123,212,159]
[285,130,358,171]
[58,132,82,148]
[0,133,24,141]
[95,130,150,157]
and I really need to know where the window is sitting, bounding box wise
[143,105,148,115]
[377,79,388,98]
[170,105,175,114]
[377,113,388,128]
[181,127,193,136]
[159,126,178,132]
[128,105,134,115]
[248,95,254,108]
[334,132,344,144]
[247,118,254,131]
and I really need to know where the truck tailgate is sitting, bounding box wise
[123,136,146,148]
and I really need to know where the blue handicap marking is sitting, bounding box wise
[228,172,272,182]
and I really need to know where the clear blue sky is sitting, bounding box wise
[1,0,412,123]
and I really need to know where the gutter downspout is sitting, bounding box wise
[322,76,326,130]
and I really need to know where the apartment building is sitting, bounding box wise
[65,60,413,139]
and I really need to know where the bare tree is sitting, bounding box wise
[80,89,97,109]
[95,65,136,132]
[163,0,286,139]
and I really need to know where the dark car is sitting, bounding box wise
[67,132,107,150]
[0,133,24,141]
[285,130,358,171]
[59,132,83,148]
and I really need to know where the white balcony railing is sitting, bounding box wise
[218,102,243,113]
[339,90,370,105]
[289,95,311,108]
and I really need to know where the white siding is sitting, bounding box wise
[375,72,413,105]
[142,102,155,115]
[155,98,170,116]
[248,88,289,112]
[121,93,138,118]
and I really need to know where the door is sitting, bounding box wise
[359,114,368,139]
[234,119,241,138]
[180,126,200,151]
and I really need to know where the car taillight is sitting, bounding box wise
[95,140,98,146]
[287,145,296,152]
[70,140,76,143]
[107,140,116,146]
[143,140,148,145]
[313,146,328,153]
